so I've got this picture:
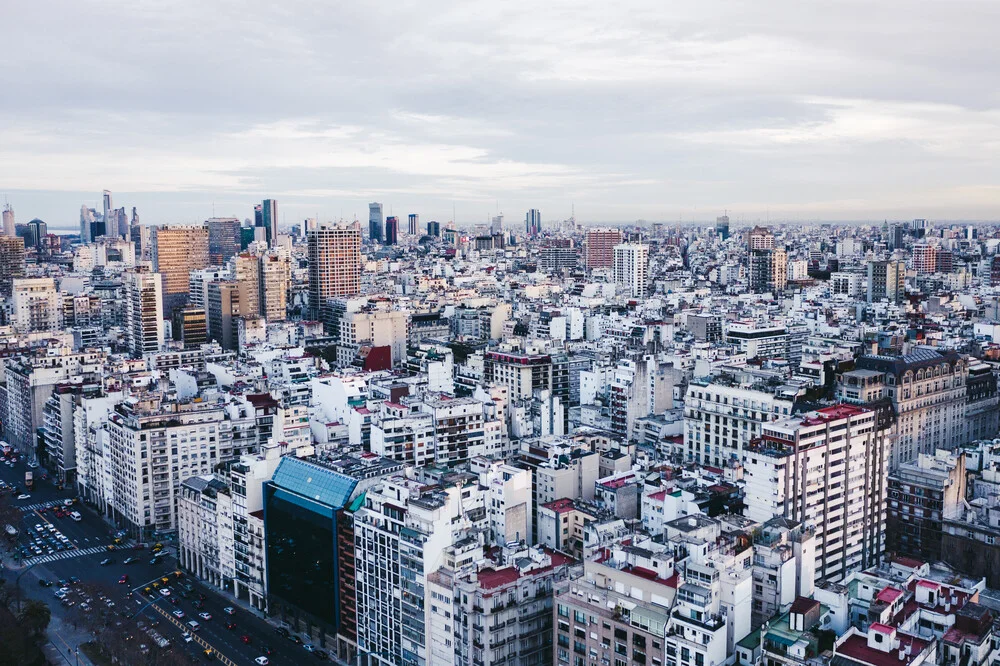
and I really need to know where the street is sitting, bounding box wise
[1,457,338,665]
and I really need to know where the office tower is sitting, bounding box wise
[307,223,362,320]
[172,305,208,349]
[12,278,60,333]
[26,218,46,252]
[123,270,165,358]
[151,225,211,315]
[114,207,128,240]
[0,236,25,297]
[232,253,261,316]
[259,250,290,322]
[613,242,649,298]
[407,213,419,235]
[384,216,399,245]
[2,203,14,237]
[715,214,730,240]
[79,205,94,243]
[426,220,440,237]
[253,204,263,228]
[745,404,888,582]
[490,214,503,235]
[261,199,278,247]
[585,228,623,270]
[867,259,906,303]
[525,208,541,236]
[240,225,256,250]
[368,202,383,242]
[207,217,241,264]
[207,281,243,350]
[102,190,113,236]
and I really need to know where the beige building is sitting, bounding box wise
[12,277,60,333]
[307,223,362,320]
[151,225,210,314]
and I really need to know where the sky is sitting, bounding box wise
[2,0,999,230]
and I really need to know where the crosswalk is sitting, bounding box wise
[21,545,107,566]
[18,501,66,512]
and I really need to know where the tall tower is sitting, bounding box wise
[613,243,649,298]
[102,190,115,237]
[207,217,241,264]
[307,223,362,320]
[124,270,165,358]
[407,214,419,236]
[368,203,384,243]
[585,228,623,270]
[0,236,26,297]
[385,216,399,245]
[525,209,541,237]
[715,215,730,240]
[261,199,278,247]
[151,225,211,315]
[2,203,14,237]
[490,214,504,236]
[80,205,94,243]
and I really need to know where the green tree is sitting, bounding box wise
[17,599,50,638]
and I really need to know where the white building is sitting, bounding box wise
[613,243,649,298]
[12,277,60,333]
[124,270,165,358]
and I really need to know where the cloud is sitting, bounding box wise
[1,0,998,223]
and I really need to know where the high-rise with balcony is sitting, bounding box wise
[307,223,362,320]
[0,235,26,297]
[124,270,165,358]
[2,202,14,236]
[151,225,210,315]
[613,243,649,298]
[585,228,623,270]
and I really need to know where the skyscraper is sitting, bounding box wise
[490,214,503,236]
[207,217,241,264]
[2,203,14,237]
[262,199,278,247]
[307,223,362,320]
[207,281,243,350]
[102,190,113,237]
[260,250,290,322]
[80,205,94,243]
[715,215,730,240]
[0,236,26,297]
[116,207,129,240]
[613,243,649,298]
[384,216,399,245]
[368,202,384,243]
[27,219,47,252]
[427,220,440,237]
[124,270,165,358]
[407,214,419,235]
[525,209,541,236]
[585,228,623,270]
[232,253,262,316]
[151,225,211,315]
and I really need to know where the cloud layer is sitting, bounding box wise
[2,0,998,227]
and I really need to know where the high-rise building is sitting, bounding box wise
[260,199,278,247]
[231,253,262,317]
[2,203,14,237]
[716,214,730,240]
[79,205,94,243]
[368,202,383,242]
[384,216,398,245]
[151,225,211,315]
[26,218,46,251]
[407,213,418,235]
[207,217,241,264]
[585,228,623,270]
[307,223,362,320]
[12,278,60,333]
[102,190,114,236]
[489,213,503,235]
[747,225,775,250]
[749,246,787,293]
[0,236,25,297]
[866,259,906,303]
[613,242,649,298]
[525,208,541,236]
[426,220,440,237]
[115,207,129,240]
[207,281,243,351]
[124,270,165,358]
[913,242,938,274]
[259,251,290,322]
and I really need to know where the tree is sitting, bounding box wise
[17,599,50,638]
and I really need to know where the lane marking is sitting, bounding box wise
[149,603,238,666]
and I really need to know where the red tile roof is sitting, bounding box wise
[837,633,929,666]
[875,587,904,604]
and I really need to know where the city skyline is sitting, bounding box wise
[2,1,998,225]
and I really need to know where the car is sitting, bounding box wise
[27,461,38,469]
[37,579,52,587]
[198,612,211,621]
[224,620,236,630]
[202,648,214,661]
[193,600,205,609]
[240,634,251,645]
[63,499,73,506]
[275,627,290,638]
[68,576,80,585]
[186,620,200,632]
[255,658,270,666]
[182,632,193,643]
[57,579,68,587]
[314,649,329,661]
[123,557,137,564]
[16,494,30,500]
[159,588,171,597]
[118,575,128,585]
[58,587,70,594]
[150,556,164,566]
[171,609,185,619]
[260,646,273,656]
[223,606,235,615]
[303,644,316,652]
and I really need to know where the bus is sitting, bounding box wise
[24,471,32,490]
[4,524,17,538]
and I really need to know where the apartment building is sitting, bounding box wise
[887,450,967,565]
[151,225,210,315]
[106,393,230,538]
[585,228,623,270]
[11,277,60,333]
[123,270,165,358]
[744,404,889,583]
[178,474,232,588]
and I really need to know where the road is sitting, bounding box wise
[1,458,335,665]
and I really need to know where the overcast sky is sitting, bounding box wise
[2,0,998,229]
